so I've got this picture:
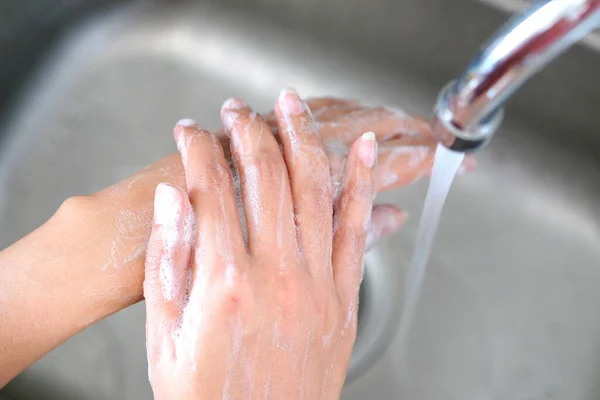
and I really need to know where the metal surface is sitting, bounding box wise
[432,81,505,151]
[1,0,600,399]
[480,0,600,44]
[432,0,600,151]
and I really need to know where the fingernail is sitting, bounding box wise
[221,98,248,134]
[176,118,197,127]
[221,98,247,115]
[358,131,377,168]
[279,87,305,116]
[174,119,197,141]
[154,183,182,227]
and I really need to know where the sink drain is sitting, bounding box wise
[345,246,407,383]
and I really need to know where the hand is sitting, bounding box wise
[222,96,475,193]
[144,89,379,399]
[0,93,476,386]
[98,95,475,275]
[190,97,475,251]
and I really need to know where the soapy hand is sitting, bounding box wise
[144,89,380,399]
[219,97,476,194]
[0,85,478,388]
[99,93,475,277]
[207,97,475,251]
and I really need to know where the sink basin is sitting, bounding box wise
[1,0,600,399]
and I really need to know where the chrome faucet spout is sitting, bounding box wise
[432,0,600,152]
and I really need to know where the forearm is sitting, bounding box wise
[0,152,186,386]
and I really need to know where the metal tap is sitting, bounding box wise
[432,0,600,152]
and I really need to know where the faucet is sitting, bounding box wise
[431,0,600,152]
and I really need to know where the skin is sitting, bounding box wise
[0,93,475,388]
[146,90,379,399]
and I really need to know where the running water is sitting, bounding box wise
[396,143,465,362]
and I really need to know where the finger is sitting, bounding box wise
[320,111,435,198]
[305,97,361,111]
[275,87,333,275]
[361,205,408,283]
[376,143,435,191]
[332,132,377,309]
[263,98,360,126]
[365,205,408,252]
[318,107,432,143]
[376,143,477,191]
[221,98,297,260]
[174,119,246,273]
[311,104,361,121]
[144,183,194,363]
[303,98,361,121]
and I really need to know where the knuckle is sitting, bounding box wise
[284,113,315,135]
[337,184,371,213]
[345,178,374,201]
[342,215,369,236]
[299,185,331,218]
[296,115,318,137]
[310,151,330,175]
[336,227,368,255]
[297,154,331,202]
[252,154,285,183]
[334,210,369,250]
[303,162,332,196]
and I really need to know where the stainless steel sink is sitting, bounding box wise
[1,1,600,399]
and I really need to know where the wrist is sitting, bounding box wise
[0,195,112,382]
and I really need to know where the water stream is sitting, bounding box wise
[397,143,465,362]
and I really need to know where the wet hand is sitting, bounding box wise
[99,94,476,275]
[212,95,475,249]
[144,89,379,399]
[218,96,475,194]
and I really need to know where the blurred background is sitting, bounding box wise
[1,0,599,399]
